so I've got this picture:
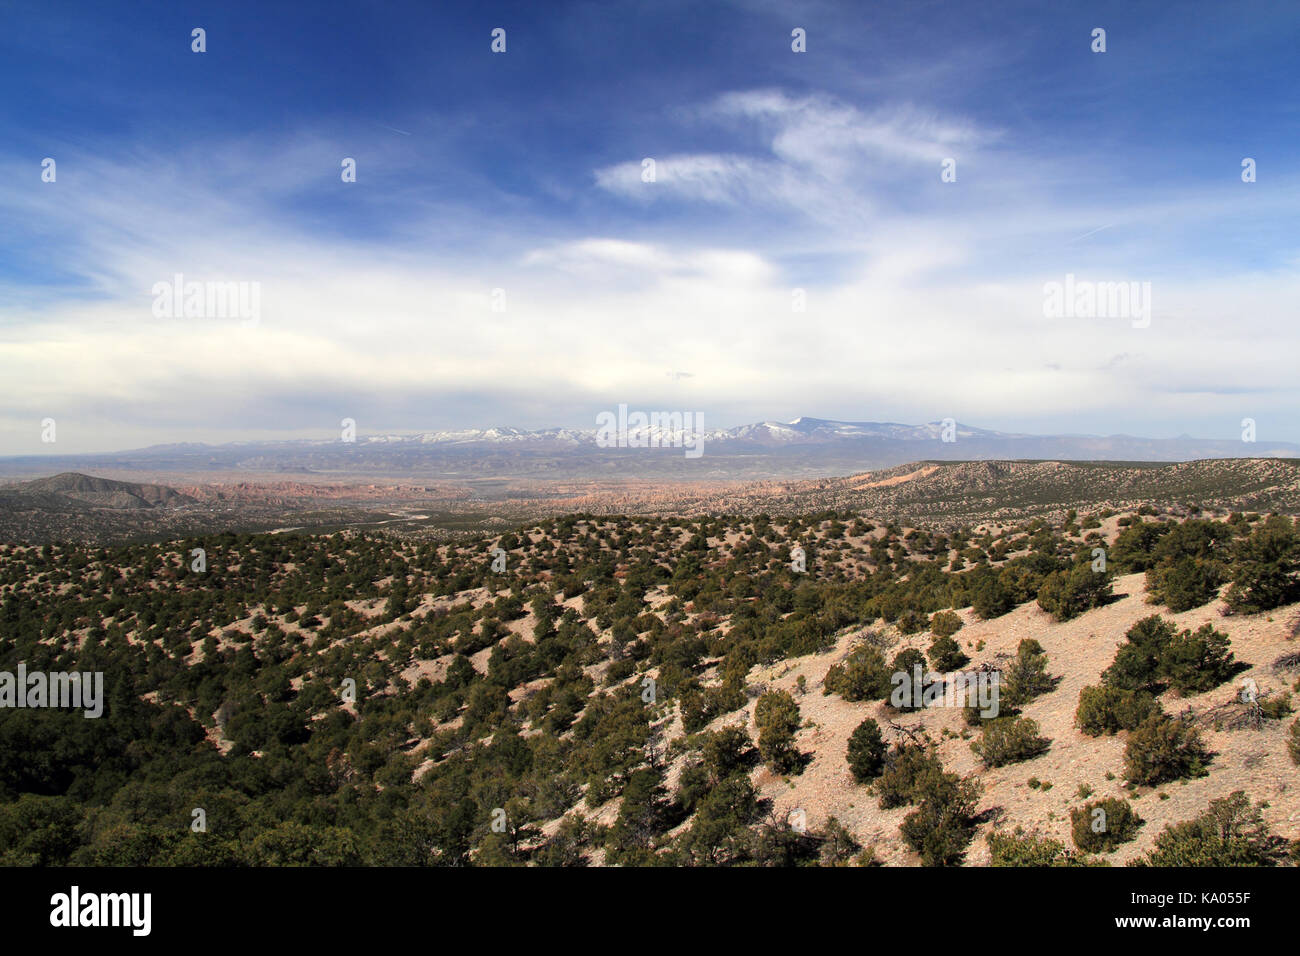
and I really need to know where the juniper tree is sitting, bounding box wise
[754,690,802,774]
[1071,797,1143,853]
[846,717,887,783]
[1142,791,1288,866]
[1002,639,1058,707]
[1123,714,1211,786]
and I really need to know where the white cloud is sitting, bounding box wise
[2,92,1299,453]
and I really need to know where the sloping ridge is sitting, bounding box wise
[1,473,194,510]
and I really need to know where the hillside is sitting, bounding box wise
[1,500,1297,866]
[2,457,1299,545]
[683,458,1300,523]
[728,570,1297,865]
[0,472,193,511]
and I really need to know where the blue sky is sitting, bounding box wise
[2,0,1299,454]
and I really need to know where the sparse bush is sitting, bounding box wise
[673,774,758,865]
[817,816,861,866]
[988,827,1100,867]
[876,742,942,810]
[699,724,754,782]
[889,648,928,711]
[1258,692,1293,720]
[1289,718,1300,765]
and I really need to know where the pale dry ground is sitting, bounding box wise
[730,573,1300,865]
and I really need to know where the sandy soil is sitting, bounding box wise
[720,573,1298,865]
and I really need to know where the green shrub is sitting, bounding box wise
[928,635,968,672]
[971,716,1050,768]
[988,827,1101,867]
[898,768,981,866]
[753,690,801,774]
[817,816,861,866]
[1102,615,1176,692]
[1075,684,1161,736]
[891,647,926,675]
[846,718,886,783]
[1258,692,1293,720]
[606,766,672,860]
[890,648,928,711]
[971,575,1014,619]
[897,609,930,634]
[1103,615,1236,696]
[1158,623,1237,694]
[1289,717,1300,765]
[1145,556,1223,612]
[823,645,892,702]
[1002,639,1058,708]
[1223,518,1300,614]
[699,724,754,782]
[1141,791,1288,866]
[1036,562,1113,622]
[929,610,963,638]
[1109,520,1171,572]
[1123,714,1210,786]
[875,743,942,809]
[1070,797,1143,852]
[673,774,759,865]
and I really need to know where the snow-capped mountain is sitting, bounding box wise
[349,417,1018,447]
[6,417,1295,482]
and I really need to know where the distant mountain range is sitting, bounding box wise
[341,417,1018,446]
[1,417,1295,480]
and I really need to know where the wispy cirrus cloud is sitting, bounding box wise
[594,91,995,225]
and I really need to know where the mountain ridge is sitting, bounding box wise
[1,418,1296,482]
[0,472,194,512]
